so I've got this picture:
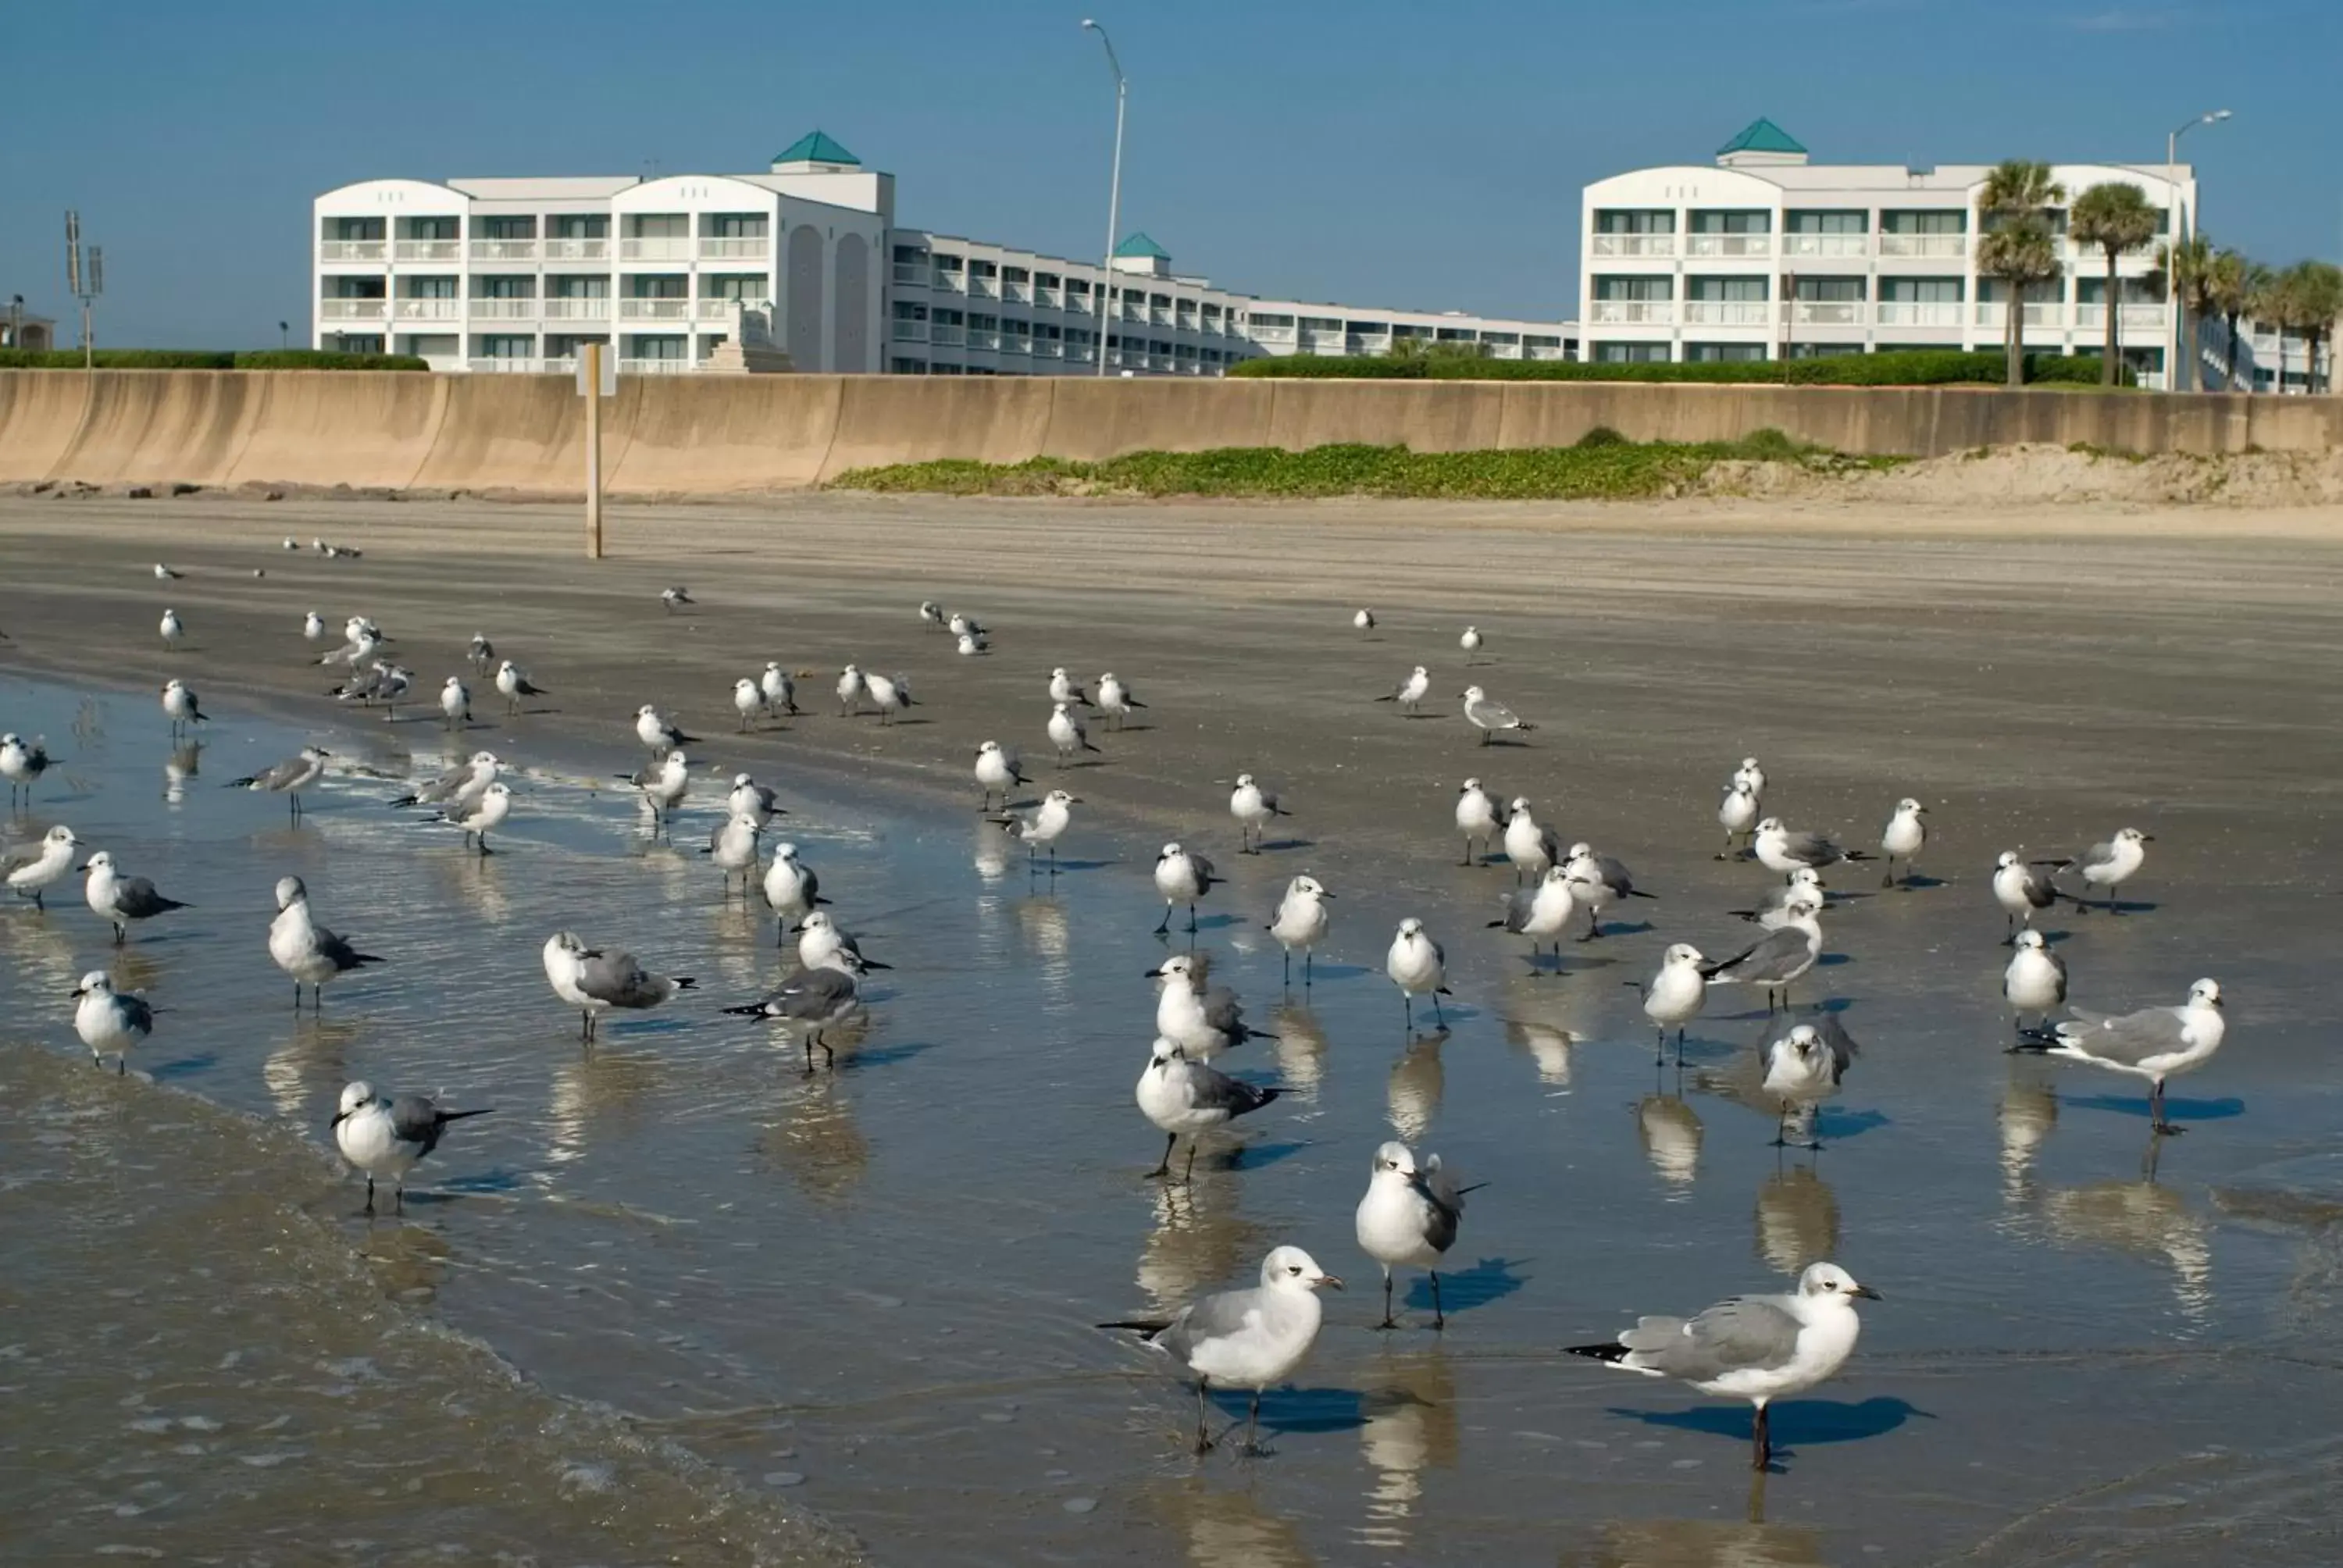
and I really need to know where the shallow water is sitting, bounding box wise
[5,668,2343,1564]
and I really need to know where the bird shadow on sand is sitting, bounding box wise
[1614,1395,1931,1462]
[599,1015,701,1040]
[1807,1107,1891,1142]
[144,1053,221,1082]
[1210,1384,1368,1436]
[1286,962,1373,983]
[1585,921,1655,940]
[430,1167,530,1196]
[1881,873,1949,892]
[1403,1256,1526,1316]
[1187,913,1248,933]
[836,1039,942,1071]
[1196,1139,1308,1175]
[1252,837,1314,854]
[2070,898,2159,916]
[1814,952,1853,968]
[1029,857,1116,873]
[2063,1093,2245,1126]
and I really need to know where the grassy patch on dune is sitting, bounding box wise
[829,430,1903,501]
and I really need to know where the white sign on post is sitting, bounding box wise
[575,347,617,398]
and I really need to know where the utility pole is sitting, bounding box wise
[66,212,102,369]
[1082,20,1126,376]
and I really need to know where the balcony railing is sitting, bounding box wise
[968,278,997,299]
[1485,343,1523,359]
[1003,283,1029,304]
[699,236,766,259]
[891,320,928,343]
[929,325,965,347]
[1682,301,1770,326]
[1525,343,1569,361]
[391,298,462,320]
[319,240,387,262]
[469,239,538,262]
[468,298,538,319]
[619,357,696,376]
[1974,303,2065,328]
[394,240,462,262]
[966,329,1001,351]
[892,262,928,286]
[1000,333,1030,355]
[2074,303,2166,330]
[1874,301,1963,327]
[1782,233,1868,258]
[619,237,692,261]
[318,298,387,321]
[1034,340,1063,359]
[1033,287,1059,308]
[541,298,611,320]
[1591,233,1675,258]
[1249,325,1296,344]
[1150,308,1171,326]
[1064,294,1093,315]
[618,298,690,319]
[469,357,562,374]
[1879,233,1967,258]
[932,272,965,293]
[1685,233,1772,258]
[1346,334,1392,355]
[1590,300,1673,325]
[544,237,609,261]
[1790,300,1862,326]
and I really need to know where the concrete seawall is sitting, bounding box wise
[2,370,2335,496]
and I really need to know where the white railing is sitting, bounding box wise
[932,272,965,293]
[1874,301,1963,327]
[1792,301,1862,326]
[1685,233,1772,258]
[1974,303,2066,328]
[619,237,692,261]
[2073,303,2166,330]
[394,239,461,262]
[1064,295,1092,315]
[1591,233,1675,258]
[1782,233,1868,258]
[1003,283,1029,303]
[618,298,690,319]
[467,298,537,319]
[1486,342,1523,359]
[1296,332,1345,355]
[930,324,965,347]
[1035,340,1063,359]
[1879,233,1967,258]
[891,320,927,342]
[1176,314,1198,332]
[695,298,751,319]
[968,278,997,298]
[893,262,928,286]
[967,330,1000,351]
[1000,333,1029,355]
[698,236,766,259]
[541,298,611,320]
[1682,301,1770,326]
[319,298,387,321]
[1120,305,1145,323]
[1346,335,1391,355]
[1525,344,1569,361]
[1150,308,1171,326]
[319,240,386,262]
[468,357,562,374]
[1591,300,1674,324]
[1249,325,1295,344]
[392,298,462,320]
[619,357,696,375]
[544,237,609,261]
[469,239,538,262]
[1033,287,1059,308]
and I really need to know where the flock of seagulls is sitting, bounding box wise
[0,568,2232,1474]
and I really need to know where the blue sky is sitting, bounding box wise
[2,0,2335,347]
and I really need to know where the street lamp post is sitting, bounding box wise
[1081,19,1126,377]
[2165,108,2231,390]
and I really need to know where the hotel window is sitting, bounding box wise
[553,214,608,238]
[480,216,536,239]
[708,213,768,237]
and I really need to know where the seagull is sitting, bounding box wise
[302,610,326,642]
[1385,918,1451,1029]
[2,732,53,807]
[439,675,471,729]
[1100,1245,1339,1457]
[974,739,1029,811]
[997,788,1079,873]
[1148,953,1275,1059]
[160,678,208,736]
[426,779,511,855]
[1154,843,1218,935]
[2034,828,2152,914]
[1717,782,1760,859]
[80,850,191,944]
[1230,774,1289,854]
[3,823,79,909]
[467,633,496,672]
[1047,703,1100,768]
[1753,818,1869,875]
[758,662,798,717]
[722,950,871,1071]
[1566,1261,1881,1471]
[1490,866,1578,975]
[1459,626,1484,664]
[948,611,986,640]
[159,608,186,650]
[1762,1021,1859,1148]
[317,630,382,668]
[331,1081,494,1214]
[1731,868,1828,928]
[2002,929,2067,1036]
[956,630,988,656]
[702,812,764,899]
[152,563,182,581]
[1460,686,1533,745]
[2019,978,2225,1134]
[836,665,867,717]
[761,842,826,946]
[867,671,914,725]
[1134,1036,1282,1182]
[661,586,695,614]
[495,660,546,715]
[1356,1141,1482,1330]
[269,875,384,1012]
[1880,798,1928,888]
[73,970,155,1074]
[1048,668,1093,707]
[1734,756,1767,797]
[1375,665,1432,715]
[329,663,408,718]
[1097,672,1146,729]
[1354,608,1376,633]
[227,746,330,821]
[1455,779,1506,867]
[633,704,696,752]
[918,600,945,630]
[726,772,785,829]
[284,537,302,552]
[1992,851,2057,940]
[733,678,765,731]
[390,750,497,811]
[1564,842,1655,939]
[620,750,690,834]
[1701,896,1824,1011]
[1267,875,1332,989]
[797,910,890,975]
[1503,797,1560,882]
[1639,943,1711,1060]
[541,931,696,1043]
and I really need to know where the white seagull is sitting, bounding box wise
[268,875,384,1012]
[974,739,1028,811]
[1153,843,1218,935]
[1134,1036,1282,1183]
[4,823,80,909]
[1229,772,1289,853]
[1460,685,1533,745]
[81,850,191,944]
[1992,850,2057,940]
[2002,929,2067,1035]
[73,970,155,1074]
[1266,875,1332,989]
[2024,977,2225,1134]
[1879,797,1928,888]
[541,931,695,1043]
[1356,1141,1480,1330]
[332,1081,494,1213]
[1375,665,1432,716]
[1097,672,1146,729]
[1455,778,1506,867]
[1385,918,1451,1029]
[1047,702,1100,767]
[1100,1245,1339,1456]
[2034,827,2152,914]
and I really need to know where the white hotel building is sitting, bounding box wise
[1579,119,2194,387]
[312,130,1578,376]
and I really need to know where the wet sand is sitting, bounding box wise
[5,492,2343,1564]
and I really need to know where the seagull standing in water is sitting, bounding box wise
[4,824,79,908]
[495,661,547,715]
[1992,850,2056,940]
[1701,896,1823,1012]
[1455,779,1506,867]
[541,931,696,1043]
[1490,866,1578,975]
[996,789,1079,874]
[1154,843,1218,935]
[622,750,690,835]
[703,812,765,900]
[1148,952,1275,1059]
[1230,774,1289,854]
[1639,943,1712,1062]
[797,910,890,975]
[1564,843,1654,939]
[391,750,499,813]
[1267,875,1332,989]
[726,773,785,829]
[1133,1036,1282,1182]
[1385,918,1451,1029]
[761,842,825,945]
[161,679,208,736]
[975,740,1028,811]
[269,875,385,1011]
[1761,1021,1859,1149]
[2034,827,2152,914]
[427,779,511,855]
[723,950,871,1071]
[1566,1261,1881,1471]
[2019,977,2225,1134]
[1356,1141,1481,1330]
[73,971,155,1073]
[2002,929,2067,1035]
[332,1081,494,1213]
[81,850,191,944]
[2,732,54,807]
[634,704,696,752]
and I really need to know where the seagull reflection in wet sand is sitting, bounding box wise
[1355,1350,1459,1556]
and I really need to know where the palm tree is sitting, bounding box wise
[2160,233,2216,392]
[2266,260,2343,394]
[2205,251,2265,390]
[1975,161,2067,387]
[2069,184,2161,385]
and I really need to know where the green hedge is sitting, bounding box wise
[0,348,427,371]
[1229,348,2127,387]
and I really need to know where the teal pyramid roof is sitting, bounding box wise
[1717,118,1806,156]
[1113,231,1171,259]
[774,130,859,166]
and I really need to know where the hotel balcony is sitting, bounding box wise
[391,298,462,321]
[540,298,612,321]
[618,358,696,376]
[1590,233,1675,258]
[467,298,539,320]
[1878,233,1968,258]
[319,241,387,262]
[1781,233,1868,258]
[1874,302,1963,327]
[619,237,693,262]
[544,237,610,262]
[1684,234,1771,258]
[1974,303,2067,328]
[699,237,766,259]
[469,240,538,262]
[2073,303,2166,330]
[1681,301,1770,326]
[394,240,462,262]
[1789,301,1862,326]
[1590,301,1674,325]
[319,298,387,321]
[617,298,692,320]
